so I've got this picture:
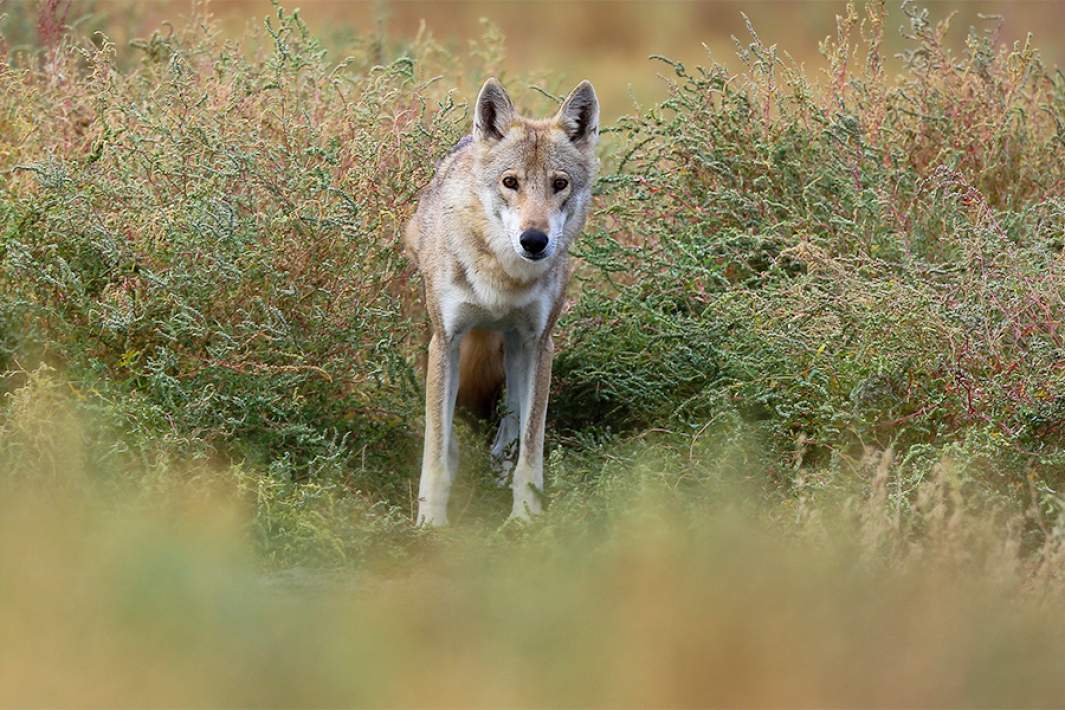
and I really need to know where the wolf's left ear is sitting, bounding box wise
[555,80,599,149]
[474,78,515,142]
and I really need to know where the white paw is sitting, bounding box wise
[509,488,543,521]
[416,502,449,527]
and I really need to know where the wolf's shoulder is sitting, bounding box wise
[430,135,474,181]
[410,136,476,233]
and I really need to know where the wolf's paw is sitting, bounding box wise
[509,488,543,522]
[416,503,449,527]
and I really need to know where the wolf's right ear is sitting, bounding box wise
[473,78,515,142]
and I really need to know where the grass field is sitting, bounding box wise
[2,0,1065,705]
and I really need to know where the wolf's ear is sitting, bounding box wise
[555,80,599,148]
[473,78,515,142]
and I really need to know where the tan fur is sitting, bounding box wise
[457,329,504,418]
[406,78,599,525]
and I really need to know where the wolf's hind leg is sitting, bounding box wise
[490,409,518,486]
[490,332,527,485]
[448,430,460,475]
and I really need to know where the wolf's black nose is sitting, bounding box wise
[519,229,549,255]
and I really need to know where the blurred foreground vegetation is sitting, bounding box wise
[2,1,1065,704]
[3,366,1065,705]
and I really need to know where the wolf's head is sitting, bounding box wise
[471,78,599,267]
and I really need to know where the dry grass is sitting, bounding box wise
[2,374,1065,706]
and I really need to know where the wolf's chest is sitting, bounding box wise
[438,267,556,338]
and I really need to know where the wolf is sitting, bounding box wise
[404,78,600,526]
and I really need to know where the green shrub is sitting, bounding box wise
[556,2,1065,495]
[1,6,472,492]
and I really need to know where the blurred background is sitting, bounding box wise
[4,0,1065,120]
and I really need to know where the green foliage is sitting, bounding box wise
[2,5,469,491]
[556,1,1065,496]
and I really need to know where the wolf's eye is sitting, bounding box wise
[502,176,519,190]
[552,177,569,192]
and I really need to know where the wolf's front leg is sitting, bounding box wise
[510,333,553,521]
[417,332,461,526]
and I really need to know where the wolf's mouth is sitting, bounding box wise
[521,252,549,262]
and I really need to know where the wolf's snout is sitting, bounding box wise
[519,229,549,257]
